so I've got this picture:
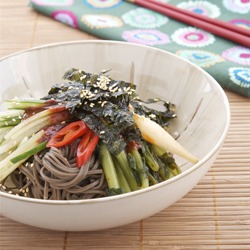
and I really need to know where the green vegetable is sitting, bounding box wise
[152,144,181,176]
[10,141,47,164]
[115,150,139,191]
[141,143,160,171]
[5,99,46,110]
[113,157,131,193]
[129,147,149,188]
[0,130,45,182]
[99,144,120,190]
[0,109,24,128]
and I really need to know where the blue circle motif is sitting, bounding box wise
[229,67,250,88]
[176,50,223,67]
[82,0,122,8]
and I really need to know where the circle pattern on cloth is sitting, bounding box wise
[176,50,224,68]
[223,0,250,14]
[122,8,168,29]
[51,10,78,28]
[171,27,215,47]
[31,0,74,5]
[82,0,122,8]
[222,46,250,66]
[81,14,123,28]
[229,67,250,88]
[122,29,170,46]
[229,19,250,30]
[177,1,221,18]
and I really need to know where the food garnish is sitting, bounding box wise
[0,68,198,199]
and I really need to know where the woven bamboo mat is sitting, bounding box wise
[0,1,250,249]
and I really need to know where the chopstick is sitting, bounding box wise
[127,0,250,48]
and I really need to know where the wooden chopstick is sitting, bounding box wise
[127,0,250,48]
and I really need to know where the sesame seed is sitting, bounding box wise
[111,87,118,93]
[101,101,107,107]
[61,121,66,124]
[100,131,105,134]
[8,191,13,194]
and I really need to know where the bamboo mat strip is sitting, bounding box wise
[0,1,250,249]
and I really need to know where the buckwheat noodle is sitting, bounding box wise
[1,141,107,200]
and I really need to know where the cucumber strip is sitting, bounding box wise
[8,115,49,141]
[0,130,44,182]
[10,141,47,164]
[0,119,21,127]
[0,140,17,155]
[0,109,24,119]
[0,127,13,144]
[0,115,48,155]
[4,108,55,140]
[5,99,46,110]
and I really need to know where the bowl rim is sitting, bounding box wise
[0,40,231,205]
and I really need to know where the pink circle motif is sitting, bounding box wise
[230,19,250,30]
[223,0,250,14]
[222,46,250,66]
[122,29,170,46]
[51,10,78,28]
[171,27,215,47]
[83,0,122,8]
[177,1,221,18]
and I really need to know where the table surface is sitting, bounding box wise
[0,1,250,249]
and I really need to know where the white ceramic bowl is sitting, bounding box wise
[0,40,230,231]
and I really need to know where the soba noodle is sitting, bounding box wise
[0,141,108,200]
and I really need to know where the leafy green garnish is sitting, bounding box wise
[43,68,176,155]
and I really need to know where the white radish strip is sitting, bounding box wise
[133,113,199,164]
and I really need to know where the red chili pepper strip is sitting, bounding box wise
[76,131,99,168]
[47,120,89,148]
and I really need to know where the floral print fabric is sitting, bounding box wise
[30,0,250,97]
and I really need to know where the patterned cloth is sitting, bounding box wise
[30,0,250,97]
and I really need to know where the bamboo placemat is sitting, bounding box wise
[0,1,250,249]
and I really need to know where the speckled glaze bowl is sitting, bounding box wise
[0,41,230,231]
